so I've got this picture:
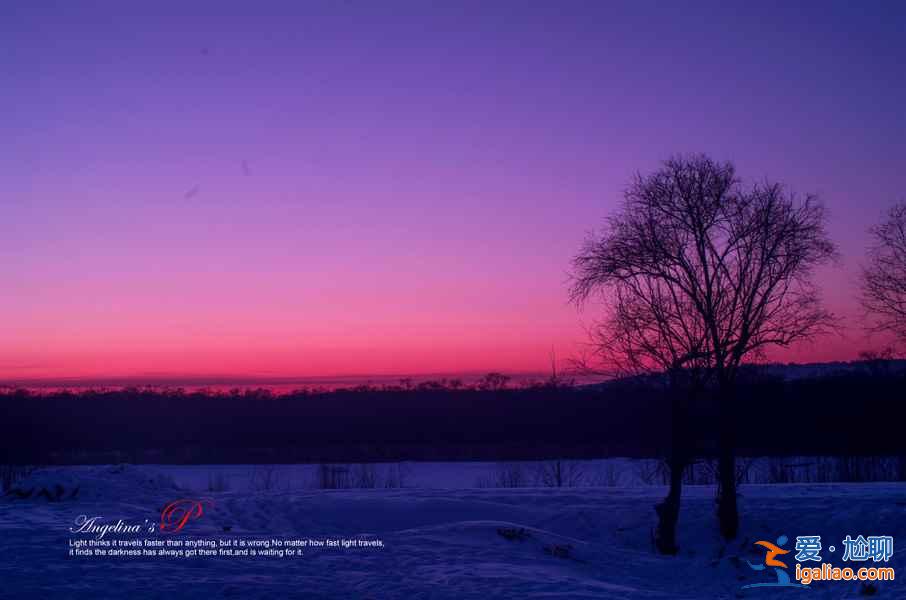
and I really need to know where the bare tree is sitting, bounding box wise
[861,203,906,344]
[571,155,837,540]
[535,460,585,488]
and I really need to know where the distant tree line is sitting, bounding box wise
[1,367,904,466]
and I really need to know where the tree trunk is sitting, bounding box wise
[655,456,684,554]
[654,374,688,555]
[717,379,738,540]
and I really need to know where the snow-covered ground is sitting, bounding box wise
[2,464,904,598]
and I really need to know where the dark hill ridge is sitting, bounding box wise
[2,361,904,465]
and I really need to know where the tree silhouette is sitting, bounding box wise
[571,155,837,539]
[861,203,906,345]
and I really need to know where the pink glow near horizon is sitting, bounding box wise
[1,2,904,384]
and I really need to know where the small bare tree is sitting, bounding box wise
[535,460,585,488]
[572,155,837,540]
[861,203,906,345]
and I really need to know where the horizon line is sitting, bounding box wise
[2,357,900,389]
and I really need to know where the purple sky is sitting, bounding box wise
[2,1,905,383]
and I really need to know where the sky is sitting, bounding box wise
[2,1,905,385]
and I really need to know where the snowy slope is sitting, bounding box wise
[1,465,904,599]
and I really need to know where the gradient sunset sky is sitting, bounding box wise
[2,1,905,384]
